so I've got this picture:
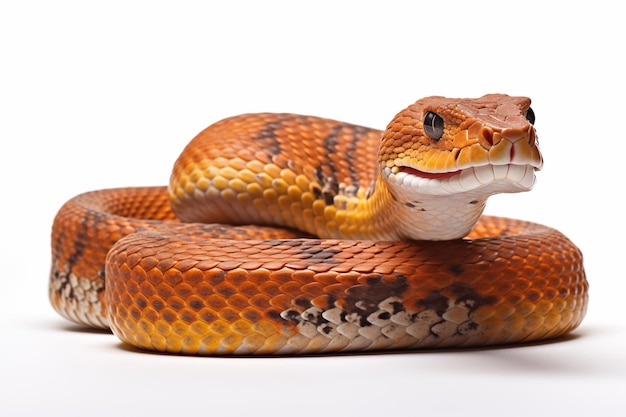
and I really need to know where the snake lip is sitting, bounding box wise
[399,166,462,179]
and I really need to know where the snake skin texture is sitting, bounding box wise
[50,94,588,354]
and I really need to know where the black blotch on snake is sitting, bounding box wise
[255,121,283,156]
[343,274,409,327]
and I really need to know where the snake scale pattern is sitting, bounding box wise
[49,94,588,355]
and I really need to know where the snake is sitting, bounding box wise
[49,94,588,355]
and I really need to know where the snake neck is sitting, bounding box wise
[169,96,541,241]
[338,173,486,241]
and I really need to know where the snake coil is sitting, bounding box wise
[50,95,587,355]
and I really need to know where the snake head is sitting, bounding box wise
[379,94,543,198]
[377,94,544,240]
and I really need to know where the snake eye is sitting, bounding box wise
[525,107,535,125]
[423,111,444,141]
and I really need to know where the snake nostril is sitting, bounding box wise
[478,127,496,149]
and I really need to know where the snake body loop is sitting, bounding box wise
[50,95,587,354]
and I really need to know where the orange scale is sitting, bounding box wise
[128,305,142,321]
[133,292,149,309]
[334,272,360,286]
[290,269,316,284]
[186,294,207,310]
[123,276,140,294]
[224,268,249,285]
[307,263,335,273]
[258,281,281,297]
[278,281,303,297]
[240,306,263,323]
[300,281,326,297]
[173,282,195,299]
[322,283,350,298]
[217,260,242,271]
[164,296,185,312]
[178,308,199,324]
[197,307,219,324]
[310,272,340,286]
[239,261,265,270]
[163,269,183,287]
[214,281,238,298]
[155,282,175,300]
[310,294,336,310]
[219,306,242,323]
[372,264,396,275]
[119,291,134,309]
[249,293,271,309]
[147,293,166,310]
[135,279,157,298]
[269,294,295,311]
[174,258,198,272]
[194,259,220,271]
[263,260,288,270]
[236,281,262,298]
[226,293,250,310]
[352,263,376,273]
[284,261,310,270]
[124,253,143,269]
[142,307,160,323]
[245,269,271,286]
[268,268,293,284]
[180,268,204,286]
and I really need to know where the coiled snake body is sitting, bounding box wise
[50,94,587,355]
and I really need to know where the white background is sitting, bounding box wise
[2,1,624,416]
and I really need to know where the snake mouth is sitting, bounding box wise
[398,166,462,179]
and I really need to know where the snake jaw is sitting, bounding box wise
[387,162,538,196]
[389,129,544,198]
[380,162,539,240]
